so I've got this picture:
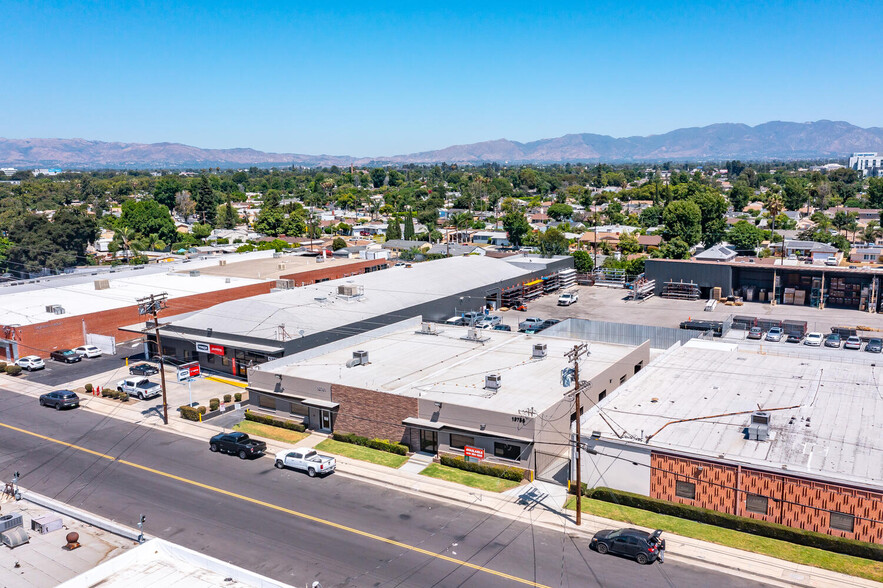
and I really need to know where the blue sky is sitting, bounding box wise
[4,1,881,155]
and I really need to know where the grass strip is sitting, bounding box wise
[420,463,522,492]
[315,439,409,468]
[233,420,309,445]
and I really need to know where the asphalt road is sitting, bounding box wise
[0,389,769,588]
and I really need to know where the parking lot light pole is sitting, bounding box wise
[138,293,169,425]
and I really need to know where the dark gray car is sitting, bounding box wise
[591,528,665,564]
[39,390,80,410]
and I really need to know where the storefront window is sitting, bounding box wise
[449,434,474,450]
[258,395,276,410]
[493,442,522,461]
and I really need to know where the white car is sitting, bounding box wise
[558,291,579,306]
[116,377,162,400]
[803,332,824,346]
[475,316,502,329]
[73,345,102,358]
[274,448,336,477]
[16,356,45,371]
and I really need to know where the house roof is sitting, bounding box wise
[694,244,738,261]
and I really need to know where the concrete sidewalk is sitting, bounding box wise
[1,376,878,588]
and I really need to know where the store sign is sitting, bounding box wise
[184,361,200,377]
[195,342,225,356]
[464,446,485,460]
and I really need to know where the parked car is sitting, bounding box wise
[209,432,267,459]
[866,338,883,353]
[765,327,784,342]
[803,332,824,346]
[117,377,162,400]
[274,448,336,477]
[825,257,838,266]
[461,311,483,325]
[39,390,80,410]
[538,318,561,331]
[475,315,502,329]
[73,345,102,358]
[49,349,82,364]
[15,356,45,371]
[824,333,842,348]
[129,362,160,376]
[785,333,803,343]
[492,324,512,332]
[844,336,863,350]
[747,326,764,340]
[591,528,665,565]
[518,317,545,332]
[558,291,579,306]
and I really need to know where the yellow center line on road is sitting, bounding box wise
[0,421,549,588]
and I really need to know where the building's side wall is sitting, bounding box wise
[644,259,734,296]
[1,281,274,360]
[650,453,883,544]
[580,440,651,495]
[332,383,417,446]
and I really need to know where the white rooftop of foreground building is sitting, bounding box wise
[262,322,640,414]
[58,538,294,588]
[165,255,569,342]
[0,271,266,326]
[579,340,883,490]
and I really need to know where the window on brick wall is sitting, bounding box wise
[449,434,474,450]
[258,395,276,410]
[746,494,768,514]
[830,511,855,532]
[675,480,696,500]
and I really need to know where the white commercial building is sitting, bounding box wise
[848,152,882,177]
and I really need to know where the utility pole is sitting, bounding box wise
[565,342,590,525]
[138,293,170,425]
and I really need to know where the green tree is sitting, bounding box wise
[570,250,593,272]
[662,200,702,246]
[221,196,237,229]
[618,232,641,254]
[502,210,531,246]
[638,205,662,228]
[547,203,573,221]
[728,183,753,212]
[331,237,347,251]
[370,167,386,188]
[689,189,728,246]
[153,176,181,210]
[385,216,401,241]
[403,210,415,240]
[727,220,764,250]
[119,199,177,244]
[191,223,213,240]
[868,178,883,209]
[193,176,219,225]
[537,227,568,256]
[782,178,807,211]
[656,237,691,259]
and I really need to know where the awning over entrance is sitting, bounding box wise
[402,417,444,430]
[402,417,532,443]
[301,398,340,410]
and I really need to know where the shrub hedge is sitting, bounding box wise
[223,394,232,403]
[198,406,207,415]
[234,392,242,402]
[102,388,113,398]
[244,410,306,432]
[84,383,93,394]
[119,392,129,402]
[439,454,525,482]
[180,405,200,421]
[332,432,408,456]
[209,398,220,411]
[0,362,7,371]
[5,365,22,376]
[585,487,883,562]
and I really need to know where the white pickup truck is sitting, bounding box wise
[116,376,162,400]
[274,448,337,477]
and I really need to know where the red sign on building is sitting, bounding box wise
[464,446,485,460]
[184,361,201,377]
[209,344,225,356]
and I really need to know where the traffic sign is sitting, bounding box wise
[464,446,485,460]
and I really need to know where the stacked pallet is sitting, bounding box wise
[661,281,700,300]
[558,268,576,289]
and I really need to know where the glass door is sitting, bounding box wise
[319,409,332,431]
[419,429,438,453]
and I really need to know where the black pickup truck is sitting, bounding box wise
[209,432,267,459]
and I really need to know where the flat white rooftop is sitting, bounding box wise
[0,272,265,326]
[580,340,883,490]
[267,324,638,414]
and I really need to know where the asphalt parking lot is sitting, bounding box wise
[18,340,144,387]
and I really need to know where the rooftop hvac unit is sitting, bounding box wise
[272,252,282,258]
[533,343,548,359]
[45,304,65,315]
[0,512,23,533]
[338,284,361,297]
[219,259,227,266]
[277,263,286,270]
[189,270,200,277]
[485,374,501,390]
[1,526,29,548]
[419,322,437,335]
[346,350,369,368]
[276,279,294,289]
[747,411,770,441]
[31,515,62,535]
[94,279,110,290]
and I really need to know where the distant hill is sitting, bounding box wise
[3,120,883,168]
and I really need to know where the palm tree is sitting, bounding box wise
[113,226,138,263]
[862,221,882,245]
[766,193,784,260]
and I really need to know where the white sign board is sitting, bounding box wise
[177,368,191,382]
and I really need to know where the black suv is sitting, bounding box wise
[50,349,82,363]
[591,528,665,564]
[129,363,160,376]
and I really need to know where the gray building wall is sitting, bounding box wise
[577,438,652,496]
[645,259,733,296]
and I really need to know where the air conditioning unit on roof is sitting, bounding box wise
[533,343,547,359]
[485,374,501,390]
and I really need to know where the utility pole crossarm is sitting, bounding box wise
[565,342,590,526]
[137,293,170,425]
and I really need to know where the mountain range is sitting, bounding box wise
[2,120,882,169]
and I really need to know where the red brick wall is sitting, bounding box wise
[0,281,274,359]
[331,383,416,446]
[279,259,388,285]
[651,453,883,544]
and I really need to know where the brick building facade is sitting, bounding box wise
[651,453,883,544]
[330,383,417,447]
